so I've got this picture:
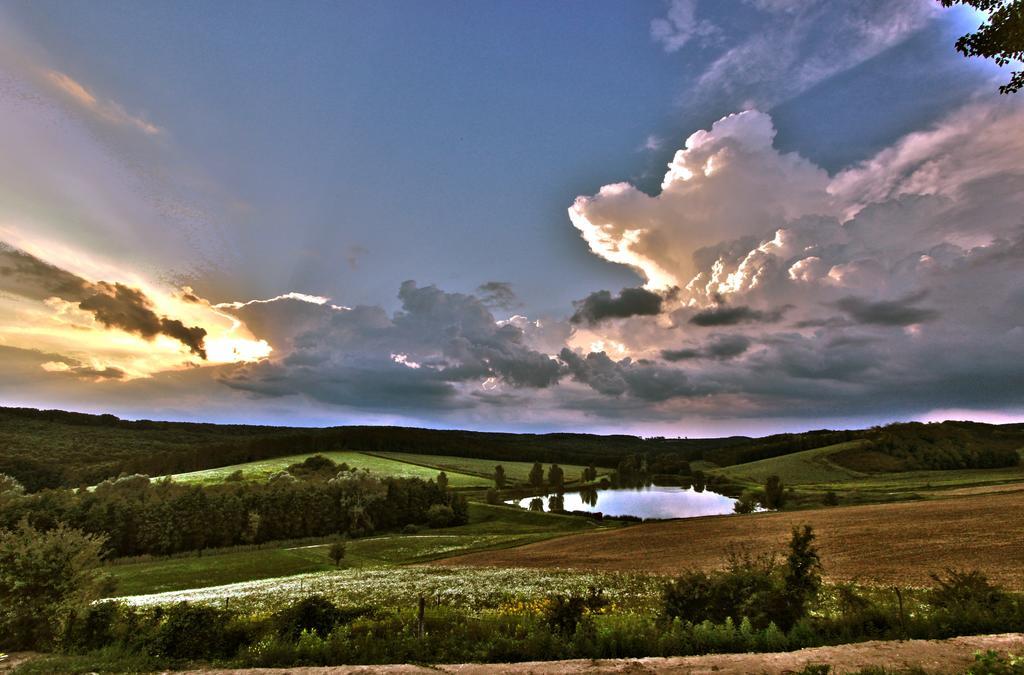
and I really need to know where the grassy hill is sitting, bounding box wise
[711,440,869,485]
[167,451,489,487]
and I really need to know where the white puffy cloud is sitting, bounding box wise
[560,100,1024,420]
[569,110,834,290]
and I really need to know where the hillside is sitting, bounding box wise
[0,406,744,490]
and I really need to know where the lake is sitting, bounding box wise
[507,485,738,519]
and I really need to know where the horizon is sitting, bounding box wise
[2,1,1023,435]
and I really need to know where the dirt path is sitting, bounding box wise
[176,633,1024,674]
[438,490,1024,590]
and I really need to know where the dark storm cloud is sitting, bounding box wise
[477,281,519,310]
[0,244,208,358]
[688,303,789,326]
[834,291,940,326]
[558,348,707,401]
[221,281,562,410]
[570,286,664,325]
[662,334,751,362]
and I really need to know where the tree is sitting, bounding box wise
[436,471,449,492]
[528,497,544,511]
[940,0,1023,94]
[485,487,500,504]
[327,537,347,566]
[781,525,822,628]
[426,504,456,528]
[528,461,545,488]
[493,465,506,489]
[583,464,598,483]
[0,520,110,649]
[733,491,759,514]
[547,463,564,490]
[763,475,785,510]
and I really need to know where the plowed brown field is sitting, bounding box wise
[438,490,1024,589]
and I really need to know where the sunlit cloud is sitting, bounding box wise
[45,70,161,135]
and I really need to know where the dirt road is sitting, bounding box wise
[174,633,1023,674]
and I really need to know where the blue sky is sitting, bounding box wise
[1,1,1022,435]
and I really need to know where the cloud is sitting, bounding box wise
[662,334,751,361]
[688,303,788,326]
[45,70,161,135]
[685,1,936,110]
[834,291,940,326]
[569,110,833,290]
[650,0,719,53]
[41,360,126,380]
[0,243,207,358]
[556,99,1024,422]
[570,286,664,325]
[220,281,562,411]
[477,281,520,310]
[558,347,708,402]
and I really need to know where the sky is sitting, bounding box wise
[1,0,1022,436]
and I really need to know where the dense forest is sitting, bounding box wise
[833,421,1023,472]
[0,461,459,558]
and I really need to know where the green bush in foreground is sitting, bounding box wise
[15,525,1024,670]
[0,520,111,650]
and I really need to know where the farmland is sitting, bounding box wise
[439,489,1024,590]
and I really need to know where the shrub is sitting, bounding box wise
[663,526,820,631]
[733,491,759,514]
[426,504,456,528]
[486,488,501,505]
[327,537,347,566]
[276,595,344,639]
[545,588,608,636]
[967,650,1024,675]
[151,603,248,659]
[0,520,110,650]
[402,523,421,535]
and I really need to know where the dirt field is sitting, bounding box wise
[439,490,1024,590]
[174,633,1024,674]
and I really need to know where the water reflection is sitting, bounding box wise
[508,485,737,519]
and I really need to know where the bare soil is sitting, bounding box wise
[438,490,1024,590]
[181,633,1024,674]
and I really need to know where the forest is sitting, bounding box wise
[0,459,462,558]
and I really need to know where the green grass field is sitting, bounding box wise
[712,442,1024,501]
[105,502,608,596]
[712,441,868,485]
[165,451,489,487]
[372,451,600,485]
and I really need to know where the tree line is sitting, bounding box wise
[0,467,460,558]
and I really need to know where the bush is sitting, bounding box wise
[426,504,456,528]
[545,588,608,636]
[402,523,421,535]
[927,569,1021,635]
[276,595,344,639]
[663,526,821,631]
[0,520,110,650]
[151,603,249,659]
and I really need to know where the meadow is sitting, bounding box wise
[711,442,1024,502]
[105,502,609,596]
[372,451,600,485]
[166,450,488,487]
